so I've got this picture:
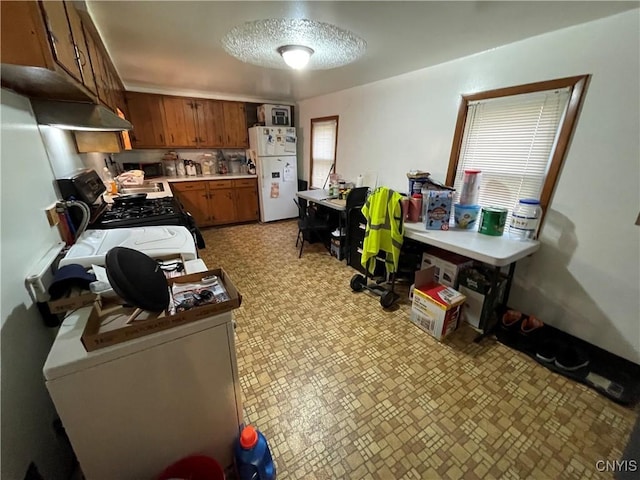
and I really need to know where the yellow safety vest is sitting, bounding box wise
[361,187,404,275]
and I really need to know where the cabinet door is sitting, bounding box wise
[125,92,167,148]
[40,0,82,82]
[172,183,210,226]
[163,97,198,148]
[83,25,107,101]
[234,186,259,222]
[194,99,225,148]
[222,102,248,148]
[64,2,96,95]
[209,188,236,225]
[84,28,110,105]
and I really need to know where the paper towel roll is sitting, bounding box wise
[356,175,364,188]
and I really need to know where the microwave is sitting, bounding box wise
[258,104,291,126]
[122,162,164,178]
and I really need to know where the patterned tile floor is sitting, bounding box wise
[200,220,638,479]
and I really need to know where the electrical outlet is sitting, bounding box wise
[45,203,59,227]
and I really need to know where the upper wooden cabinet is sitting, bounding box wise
[163,97,238,149]
[194,99,225,148]
[1,1,125,110]
[126,93,249,150]
[39,1,82,83]
[64,3,96,95]
[125,92,167,148]
[222,102,249,148]
[162,97,199,148]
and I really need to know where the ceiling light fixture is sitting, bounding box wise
[277,45,314,70]
[221,18,366,71]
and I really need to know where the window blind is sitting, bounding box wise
[453,88,571,225]
[311,118,337,189]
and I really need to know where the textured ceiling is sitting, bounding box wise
[86,1,638,103]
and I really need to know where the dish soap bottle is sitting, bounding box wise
[102,167,117,194]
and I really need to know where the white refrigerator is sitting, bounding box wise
[248,126,298,222]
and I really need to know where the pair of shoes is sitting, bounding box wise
[535,338,590,371]
[501,309,522,330]
[555,345,590,371]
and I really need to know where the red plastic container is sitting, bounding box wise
[157,455,225,480]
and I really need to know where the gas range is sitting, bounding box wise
[90,196,205,248]
[92,197,183,228]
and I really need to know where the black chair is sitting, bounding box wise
[293,198,331,258]
[344,187,369,261]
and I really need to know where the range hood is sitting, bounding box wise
[31,99,132,131]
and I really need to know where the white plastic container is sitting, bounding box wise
[509,199,542,240]
[459,169,482,206]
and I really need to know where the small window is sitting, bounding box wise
[446,75,589,226]
[310,116,339,189]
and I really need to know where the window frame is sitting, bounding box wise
[446,75,590,222]
[310,115,339,189]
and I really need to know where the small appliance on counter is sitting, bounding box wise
[122,162,164,178]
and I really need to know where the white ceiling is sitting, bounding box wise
[86,1,638,103]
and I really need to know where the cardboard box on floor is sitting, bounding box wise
[81,268,242,352]
[420,247,474,288]
[410,265,466,340]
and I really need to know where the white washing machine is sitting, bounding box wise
[42,267,243,479]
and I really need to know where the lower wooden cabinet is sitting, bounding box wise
[171,178,259,227]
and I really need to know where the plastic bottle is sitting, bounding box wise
[234,425,276,480]
[509,198,542,240]
[102,167,117,194]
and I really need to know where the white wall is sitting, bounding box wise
[1,90,74,478]
[297,10,640,364]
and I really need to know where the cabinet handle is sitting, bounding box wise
[77,47,87,67]
[159,134,164,143]
[227,135,231,143]
[171,134,174,143]
[218,135,222,144]
[193,137,198,143]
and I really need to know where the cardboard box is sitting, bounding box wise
[423,190,453,230]
[420,248,473,288]
[81,268,241,352]
[48,288,97,314]
[47,255,190,314]
[458,267,507,330]
[330,238,344,260]
[410,266,466,340]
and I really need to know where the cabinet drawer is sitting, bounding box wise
[208,180,233,190]
[232,179,257,188]
[171,181,206,192]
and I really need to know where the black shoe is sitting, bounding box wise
[535,337,561,363]
[555,345,590,371]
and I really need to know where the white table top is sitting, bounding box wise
[403,222,540,267]
[297,189,346,211]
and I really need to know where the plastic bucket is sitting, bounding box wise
[454,204,481,230]
[157,455,225,480]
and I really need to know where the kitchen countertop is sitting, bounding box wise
[103,173,257,202]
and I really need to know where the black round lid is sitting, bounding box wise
[105,247,169,312]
